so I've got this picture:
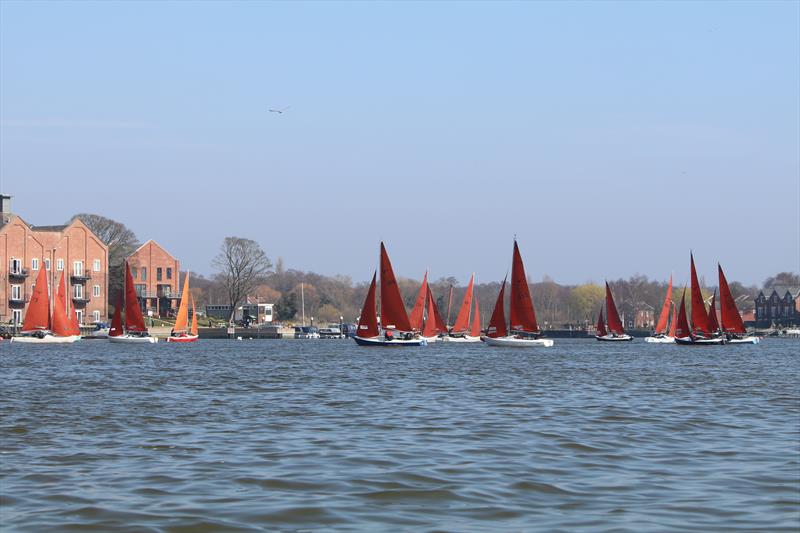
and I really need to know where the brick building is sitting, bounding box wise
[126,240,181,318]
[0,195,109,327]
[754,286,800,327]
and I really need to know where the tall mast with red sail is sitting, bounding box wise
[654,275,673,334]
[689,253,712,336]
[408,272,428,331]
[451,274,475,334]
[52,271,73,337]
[357,272,379,338]
[379,242,412,332]
[707,291,720,332]
[509,240,540,333]
[596,307,608,337]
[486,278,508,338]
[21,265,51,333]
[675,289,691,338]
[718,265,747,334]
[604,282,625,335]
[124,262,148,332]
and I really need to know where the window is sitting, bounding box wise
[157,267,162,281]
[166,267,172,280]
[93,285,101,297]
[141,267,147,281]
[10,258,21,274]
[93,259,101,272]
[11,285,21,300]
[131,266,138,279]
[76,310,83,324]
[12,310,22,325]
[135,284,147,297]
[57,258,64,271]
[73,261,83,276]
[74,284,83,299]
[93,310,101,322]
[44,259,51,271]
[31,258,39,271]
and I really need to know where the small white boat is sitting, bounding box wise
[109,334,158,344]
[11,333,80,344]
[11,266,80,344]
[725,335,760,345]
[107,263,158,345]
[354,335,428,347]
[675,335,725,345]
[594,284,634,342]
[644,334,675,344]
[596,334,634,342]
[441,335,481,343]
[482,335,554,348]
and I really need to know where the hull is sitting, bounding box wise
[644,335,675,344]
[420,335,440,343]
[10,334,80,344]
[674,336,725,345]
[108,334,158,344]
[441,335,481,343]
[726,336,760,345]
[166,334,199,343]
[596,334,634,342]
[354,335,428,347]
[481,336,554,348]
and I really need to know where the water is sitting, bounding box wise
[1,339,798,532]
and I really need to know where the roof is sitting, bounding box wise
[30,224,68,232]
[761,285,800,299]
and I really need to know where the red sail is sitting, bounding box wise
[509,240,539,332]
[408,272,428,331]
[445,286,454,329]
[379,242,412,331]
[357,272,379,338]
[707,291,720,332]
[487,278,508,338]
[654,275,673,334]
[668,304,677,337]
[52,271,72,337]
[718,264,746,334]
[21,265,51,333]
[675,289,691,338]
[422,288,439,337]
[605,282,625,335]
[689,253,712,335]
[109,292,123,337]
[451,274,475,333]
[124,262,148,332]
[428,286,448,333]
[596,307,607,336]
[68,296,81,335]
[470,299,481,337]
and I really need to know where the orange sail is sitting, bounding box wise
[379,242,412,331]
[668,304,677,337]
[52,271,73,337]
[68,293,81,335]
[707,291,720,332]
[173,273,191,333]
[509,240,539,333]
[422,289,438,337]
[675,288,690,338]
[470,299,481,337]
[689,253,712,336]
[190,292,198,336]
[718,264,746,334]
[596,307,607,336]
[605,282,625,335]
[357,272,379,337]
[409,272,428,331]
[109,292,123,337]
[451,274,475,333]
[654,275,673,334]
[124,262,148,332]
[21,265,51,333]
[487,278,508,338]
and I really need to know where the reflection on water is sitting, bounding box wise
[1,339,798,532]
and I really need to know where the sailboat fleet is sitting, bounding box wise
[8,245,761,347]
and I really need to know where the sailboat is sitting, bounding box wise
[354,242,427,347]
[420,285,448,342]
[718,264,760,344]
[596,282,633,341]
[108,263,158,343]
[409,271,428,332]
[645,275,675,343]
[482,240,553,347]
[167,273,199,343]
[675,253,724,345]
[11,267,79,343]
[442,274,481,342]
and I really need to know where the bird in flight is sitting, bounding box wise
[269,106,290,114]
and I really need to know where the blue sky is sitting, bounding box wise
[1,1,798,286]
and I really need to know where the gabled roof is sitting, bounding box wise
[128,239,178,261]
[30,224,68,232]
[759,286,800,299]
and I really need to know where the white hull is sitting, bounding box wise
[481,336,554,348]
[441,335,481,343]
[10,334,80,344]
[674,336,725,345]
[644,335,675,343]
[420,335,440,343]
[596,334,634,342]
[354,335,428,347]
[726,336,760,345]
[108,334,158,344]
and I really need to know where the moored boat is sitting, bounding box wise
[108,263,158,344]
[645,275,675,343]
[595,282,633,341]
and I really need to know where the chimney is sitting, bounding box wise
[0,194,11,224]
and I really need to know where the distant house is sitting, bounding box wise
[206,302,274,324]
[126,240,180,318]
[754,286,800,327]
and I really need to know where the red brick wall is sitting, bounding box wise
[126,240,180,317]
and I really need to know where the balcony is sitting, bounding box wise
[72,296,91,306]
[70,271,92,283]
[9,296,28,307]
[8,267,29,280]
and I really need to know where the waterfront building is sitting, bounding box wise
[0,195,109,327]
[205,302,274,324]
[125,240,180,318]
[754,286,800,327]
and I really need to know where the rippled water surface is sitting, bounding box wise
[1,339,798,532]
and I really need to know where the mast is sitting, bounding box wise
[451,274,475,333]
[486,277,508,338]
[604,282,625,335]
[509,240,540,333]
[718,264,747,334]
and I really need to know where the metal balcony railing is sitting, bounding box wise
[70,271,92,282]
[9,267,30,279]
[72,296,91,306]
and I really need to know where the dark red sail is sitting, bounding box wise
[654,275,673,334]
[689,253,712,335]
[408,271,428,331]
[487,278,508,338]
[707,291,720,332]
[379,242,412,331]
[124,262,148,332]
[675,289,691,338]
[509,240,539,332]
[357,272,379,338]
[596,307,607,337]
[605,282,625,335]
[718,264,746,334]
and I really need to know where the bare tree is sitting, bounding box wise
[69,213,140,309]
[212,237,273,322]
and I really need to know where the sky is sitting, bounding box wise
[1,1,798,287]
